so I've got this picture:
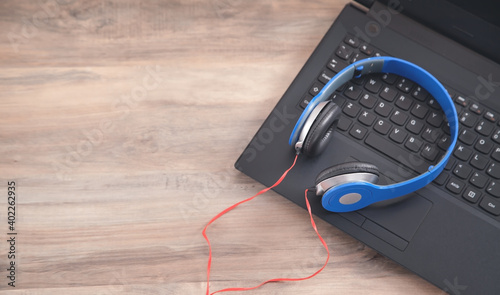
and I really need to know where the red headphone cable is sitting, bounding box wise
[202,154,330,294]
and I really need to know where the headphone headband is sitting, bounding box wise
[289,57,459,212]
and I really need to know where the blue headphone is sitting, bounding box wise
[289,57,459,212]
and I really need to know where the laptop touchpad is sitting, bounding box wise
[359,192,432,242]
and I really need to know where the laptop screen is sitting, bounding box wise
[377,0,500,63]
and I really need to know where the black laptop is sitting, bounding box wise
[234,0,500,294]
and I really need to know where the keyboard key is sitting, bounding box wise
[470,172,488,188]
[446,178,465,194]
[421,144,439,162]
[410,103,429,119]
[359,93,377,109]
[365,133,430,174]
[331,94,345,107]
[389,127,407,144]
[484,111,497,123]
[318,69,335,84]
[344,85,362,100]
[309,82,323,96]
[365,77,383,93]
[374,119,392,135]
[433,173,448,185]
[469,103,483,115]
[349,124,368,140]
[337,116,352,131]
[343,102,361,118]
[493,147,500,162]
[351,77,365,88]
[445,158,456,170]
[299,94,313,109]
[493,130,500,144]
[395,94,413,110]
[396,78,414,93]
[350,52,368,64]
[336,83,347,93]
[422,127,440,143]
[427,98,440,109]
[486,181,500,197]
[454,144,472,161]
[486,163,500,179]
[344,35,359,48]
[480,196,500,216]
[405,136,423,152]
[427,111,443,127]
[406,119,424,134]
[352,76,365,85]
[375,101,393,117]
[379,86,397,101]
[474,138,493,154]
[381,73,398,84]
[459,129,477,145]
[459,111,477,128]
[438,135,451,150]
[327,57,348,73]
[412,86,428,101]
[463,187,481,203]
[475,120,494,136]
[455,95,468,107]
[336,44,353,60]
[358,111,376,126]
[453,163,472,179]
[470,153,489,170]
[359,44,374,56]
[390,110,408,126]
[442,122,451,135]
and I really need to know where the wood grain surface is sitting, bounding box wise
[0,0,445,294]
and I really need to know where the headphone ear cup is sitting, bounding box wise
[315,162,380,195]
[302,102,341,157]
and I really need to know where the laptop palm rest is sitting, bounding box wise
[339,193,432,251]
[336,157,433,250]
[328,152,434,250]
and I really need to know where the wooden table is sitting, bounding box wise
[0,1,444,294]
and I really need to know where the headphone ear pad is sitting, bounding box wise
[302,102,341,157]
[315,162,380,192]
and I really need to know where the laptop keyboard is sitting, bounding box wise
[298,34,500,221]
